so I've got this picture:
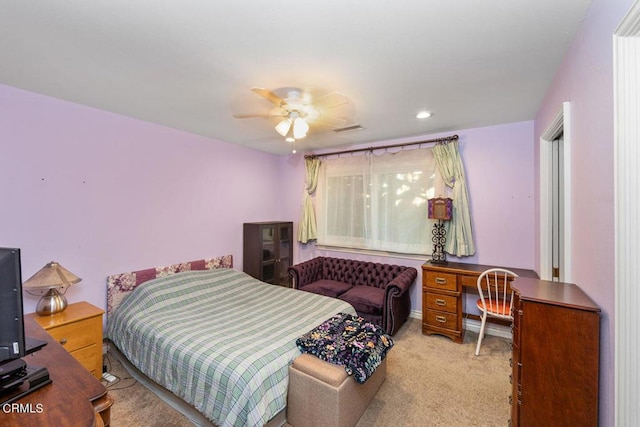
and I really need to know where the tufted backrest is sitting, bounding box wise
[292,256,325,285]
[321,257,409,288]
[321,257,361,284]
[360,262,410,288]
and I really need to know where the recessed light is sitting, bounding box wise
[416,111,432,119]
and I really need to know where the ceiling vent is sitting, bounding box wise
[333,124,364,133]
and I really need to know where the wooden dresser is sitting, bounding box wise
[510,277,600,426]
[422,262,537,343]
[26,302,104,379]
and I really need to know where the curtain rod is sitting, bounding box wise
[304,134,459,159]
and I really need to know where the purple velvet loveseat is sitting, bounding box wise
[288,257,417,335]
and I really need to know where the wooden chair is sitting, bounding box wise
[475,268,519,356]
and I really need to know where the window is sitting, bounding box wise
[316,147,443,254]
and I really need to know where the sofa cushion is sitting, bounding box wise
[302,280,353,298]
[339,286,385,315]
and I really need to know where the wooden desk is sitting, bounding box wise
[422,261,538,343]
[1,316,113,427]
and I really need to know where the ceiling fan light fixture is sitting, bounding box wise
[303,105,319,121]
[275,118,291,136]
[238,87,352,147]
[284,119,296,143]
[292,117,309,139]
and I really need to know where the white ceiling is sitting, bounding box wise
[0,1,593,155]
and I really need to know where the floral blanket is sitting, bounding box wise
[296,313,394,384]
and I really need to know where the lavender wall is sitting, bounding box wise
[533,0,634,425]
[2,83,535,319]
[0,84,284,315]
[281,121,536,317]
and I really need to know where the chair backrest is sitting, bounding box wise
[476,268,519,319]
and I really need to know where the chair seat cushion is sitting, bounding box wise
[339,286,385,315]
[476,298,512,316]
[302,280,353,298]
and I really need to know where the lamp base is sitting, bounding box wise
[35,289,68,316]
[431,220,448,265]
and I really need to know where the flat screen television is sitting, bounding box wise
[0,248,25,367]
[0,248,51,401]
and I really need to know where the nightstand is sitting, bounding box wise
[26,301,104,379]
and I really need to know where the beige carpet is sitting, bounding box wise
[103,354,193,427]
[105,318,512,426]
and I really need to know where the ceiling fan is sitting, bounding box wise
[233,87,352,143]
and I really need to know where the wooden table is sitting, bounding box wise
[422,261,538,343]
[1,316,113,427]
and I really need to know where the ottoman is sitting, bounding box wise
[286,354,387,427]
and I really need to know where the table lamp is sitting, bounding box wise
[428,197,453,264]
[23,261,81,315]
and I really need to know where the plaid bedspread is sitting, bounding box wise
[106,268,355,427]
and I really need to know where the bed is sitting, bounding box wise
[105,255,357,427]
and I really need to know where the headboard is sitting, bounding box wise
[106,254,233,318]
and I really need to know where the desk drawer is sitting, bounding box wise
[424,309,457,330]
[425,292,458,314]
[460,274,478,288]
[425,272,458,292]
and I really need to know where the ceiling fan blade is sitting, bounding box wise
[233,110,287,119]
[233,113,266,119]
[233,114,276,119]
[251,87,284,105]
[313,92,350,109]
[312,115,348,128]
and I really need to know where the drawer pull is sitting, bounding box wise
[59,338,68,345]
[435,277,447,285]
[435,298,447,306]
[435,315,447,323]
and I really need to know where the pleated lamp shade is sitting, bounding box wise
[23,262,81,316]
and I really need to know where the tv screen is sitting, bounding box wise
[0,248,25,365]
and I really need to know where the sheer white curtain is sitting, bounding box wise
[316,147,443,254]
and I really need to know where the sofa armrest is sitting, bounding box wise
[288,257,325,290]
[383,267,418,335]
[384,267,417,296]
